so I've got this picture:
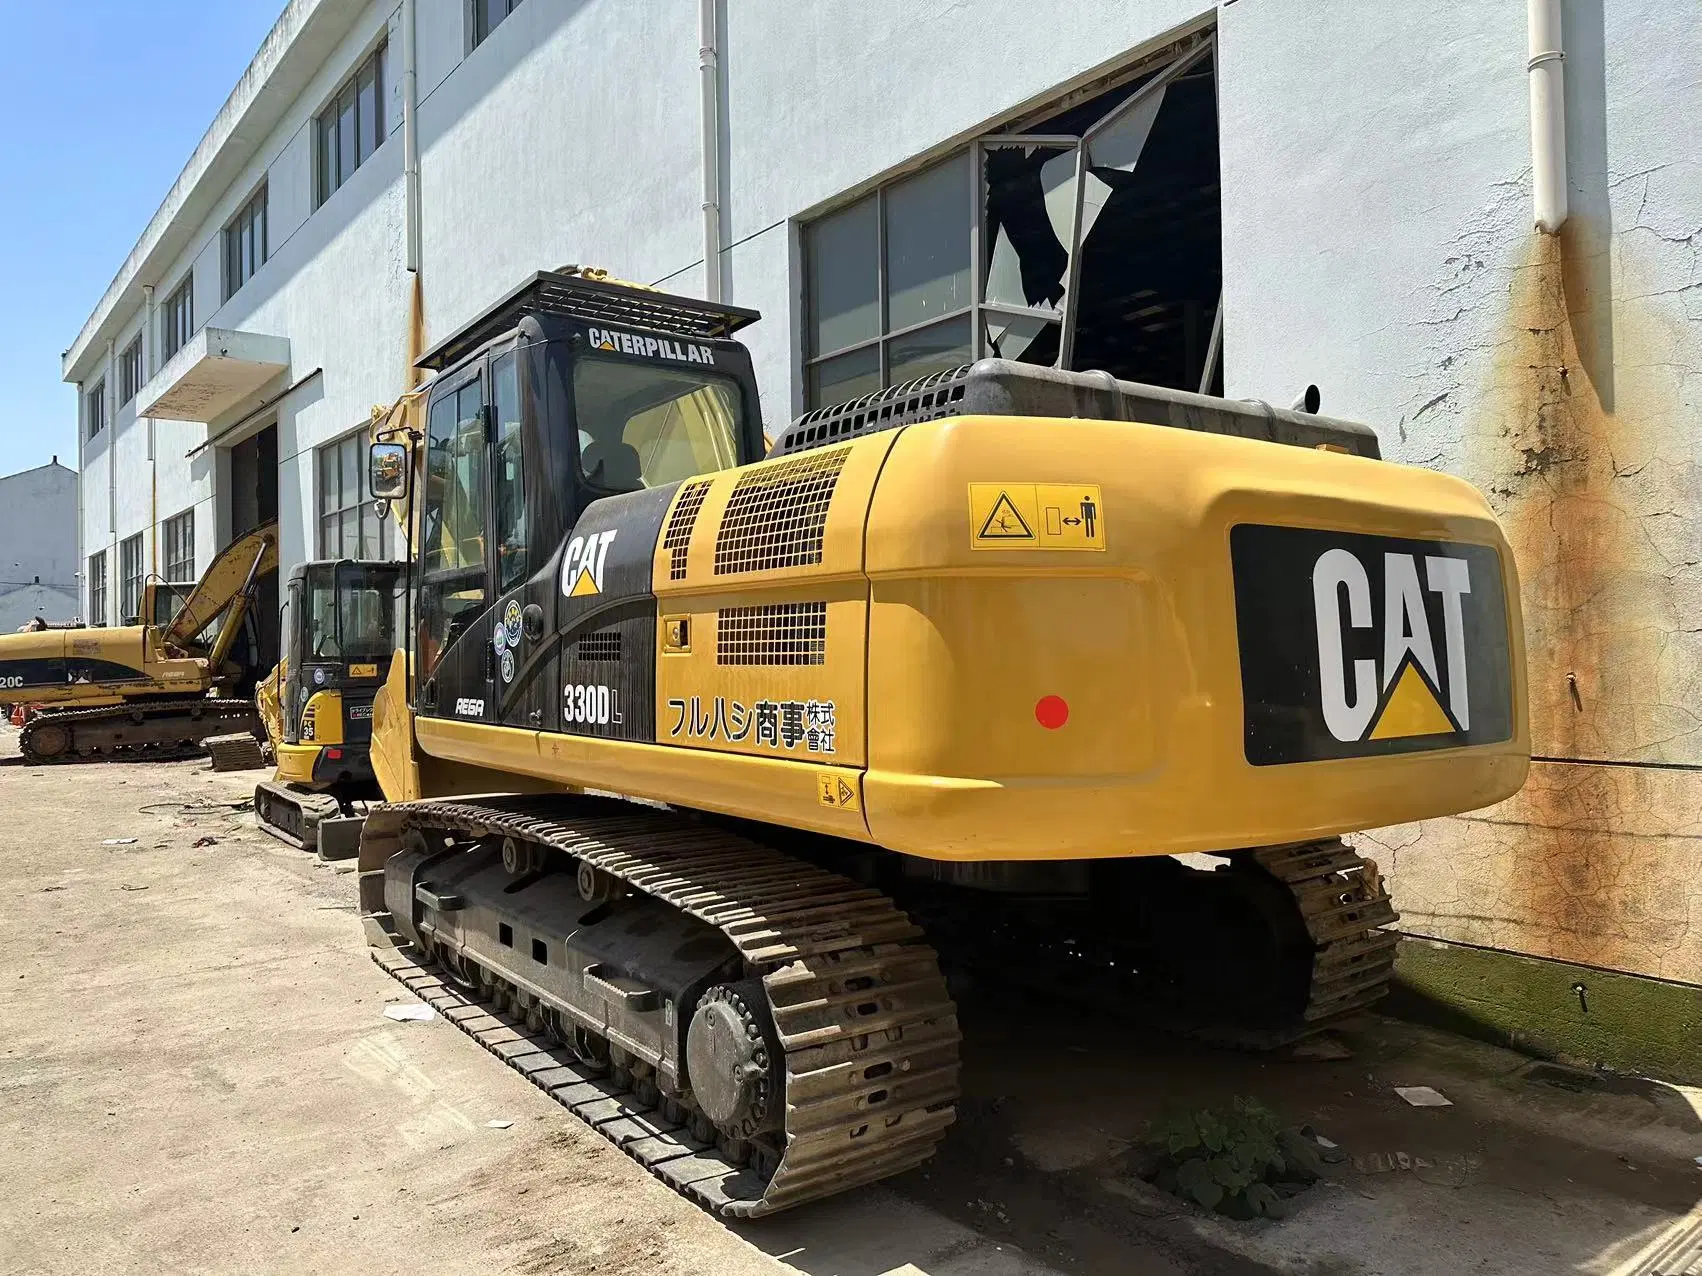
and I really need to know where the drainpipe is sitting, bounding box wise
[403,0,421,272]
[1528,0,1567,234]
[698,0,723,301]
[75,384,85,621]
[143,284,157,577]
[105,339,117,573]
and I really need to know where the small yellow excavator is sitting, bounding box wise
[0,521,278,763]
[348,269,1527,1218]
[253,557,410,851]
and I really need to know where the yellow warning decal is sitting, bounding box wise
[969,484,1105,550]
[816,771,860,812]
[1368,656,1458,740]
[349,663,379,679]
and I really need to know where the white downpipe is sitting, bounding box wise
[1528,0,1567,234]
[698,0,723,302]
[402,0,421,272]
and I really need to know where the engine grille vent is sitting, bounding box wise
[770,366,971,456]
[716,602,827,666]
[575,631,622,663]
[662,480,712,581]
[713,448,848,575]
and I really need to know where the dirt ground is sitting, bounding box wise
[1,728,1698,1276]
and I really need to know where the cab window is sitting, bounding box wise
[571,356,742,493]
[419,378,487,680]
[491,350,527,593]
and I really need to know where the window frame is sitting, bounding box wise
[119,534,145,625]
[161,276,194,362]
[162,509,196,584]
[119,337,143,407]
[86,379,107,440]
[222,183,269,302]
[316,426,399,561]
[469,0,523,49]
[87,551,107,627]
[315,42,386,207]
[800,35,1214,409]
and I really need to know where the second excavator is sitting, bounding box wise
[347,269,1527,1219]
[0,521,278,763]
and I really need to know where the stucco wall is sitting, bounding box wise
[1221,0,1702,984]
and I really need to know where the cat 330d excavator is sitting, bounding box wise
[253,557,411,850]
[0,521,278,762]
[353,269,1528,1219]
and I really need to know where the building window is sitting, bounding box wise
[471,0,523,47]
[86,379,107,439]
[801,38,1220,408]
[162,276,194,362]
[163,509,196,583]
[317,44,385,206]
[119,534,145,625]
[87,552,107,627]
[119,337,143,407]
[223,184,269,301]
[318,429,397,559]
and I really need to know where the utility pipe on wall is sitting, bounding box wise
[143,283,157,577]
[698,0,724,302]
[1528,0,1567,234]
[402,0,421,272]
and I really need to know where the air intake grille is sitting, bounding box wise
[771,366,971,456]
[713,448,848,575]
[575,631,622,663]
[662,480,711,581]
[716,602,827,666]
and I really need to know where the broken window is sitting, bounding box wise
[803,35,1222,409]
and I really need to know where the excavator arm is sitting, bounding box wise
[162,520,280,656]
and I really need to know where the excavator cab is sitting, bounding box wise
[373,270,764,732]
[254,558,410,850]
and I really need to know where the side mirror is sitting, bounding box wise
[369,441,411,501]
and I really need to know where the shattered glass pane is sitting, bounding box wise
[807,344,880,410]
[885,153,971,332]
[982,144,1076,315]
[887,315,972,385]
[1080,85,1167,246]
[807,196,879,356]
[982,311,1059,365]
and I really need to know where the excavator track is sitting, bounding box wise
[254,782,342,849]
[363,797,961,1219]
[18,699,262,764]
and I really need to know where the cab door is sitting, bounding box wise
[416,363,495,724]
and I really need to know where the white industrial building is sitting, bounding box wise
[0,459,79,632]
[62,0,1702,1040]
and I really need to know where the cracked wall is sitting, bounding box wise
[1220,1,1702,986]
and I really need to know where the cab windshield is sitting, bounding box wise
[571,355,742,493]
[302,565,405,665]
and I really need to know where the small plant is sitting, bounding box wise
[1146,1097,1308,1219]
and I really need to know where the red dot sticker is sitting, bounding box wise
[1035,695,1070,730]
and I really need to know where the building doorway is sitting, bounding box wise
[225,422,280,680]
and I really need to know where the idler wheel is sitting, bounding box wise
[686,980,780,1140]
[24,721,70,760]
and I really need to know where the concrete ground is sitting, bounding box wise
[0,726,1697,1276]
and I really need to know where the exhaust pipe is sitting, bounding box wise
[1291,385,1321,414]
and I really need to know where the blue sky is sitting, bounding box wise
[0,2,280,480]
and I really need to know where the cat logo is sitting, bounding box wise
[586,326,717,366]
[1230,524,1513,765]
[561,530,618,598]
[1312,548,1471,743]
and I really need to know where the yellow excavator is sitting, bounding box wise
[349,269,1527,1218]
[253,557,411,851]
[0,521,278,763]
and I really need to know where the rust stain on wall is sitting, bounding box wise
[1457,224,1686,976]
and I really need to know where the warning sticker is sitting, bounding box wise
[969,484,1105,551]
[816,771,860,812]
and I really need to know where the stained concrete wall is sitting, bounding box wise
[1221,0,1702,986]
